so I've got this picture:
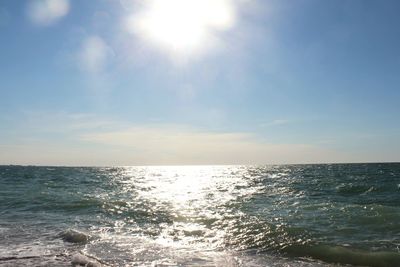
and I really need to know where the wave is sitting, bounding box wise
[284,245,400,267]
[221,218,400,267]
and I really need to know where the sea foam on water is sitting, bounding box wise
[60,229,90,244]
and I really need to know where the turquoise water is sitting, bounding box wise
[0,164,399,266]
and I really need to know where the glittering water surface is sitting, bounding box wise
[1,164,400,266]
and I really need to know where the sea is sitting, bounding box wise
[0,164,399,267]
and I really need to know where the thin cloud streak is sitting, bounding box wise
[81,125,346,165]
[0,112,374,166]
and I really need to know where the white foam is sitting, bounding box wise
[71,253,102,267]
[60,229,90,243]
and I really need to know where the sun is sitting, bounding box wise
[126,0,236,55]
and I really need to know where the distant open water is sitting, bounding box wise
[1,164,400,267]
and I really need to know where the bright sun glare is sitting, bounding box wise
[127,0,236,55]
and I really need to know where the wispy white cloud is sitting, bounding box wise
[27,0,70,26]
[78,35,114,73]
[80,124,346,165]
[0,112,364,166]
[17,111,118,133]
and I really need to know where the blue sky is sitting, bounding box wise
[0,0,399,165]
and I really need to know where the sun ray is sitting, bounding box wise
[126,0,236,56]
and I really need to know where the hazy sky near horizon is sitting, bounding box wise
[1,0,400,166]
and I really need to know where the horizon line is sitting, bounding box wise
[1,161,399,168]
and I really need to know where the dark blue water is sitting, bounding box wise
[1,164,399,266]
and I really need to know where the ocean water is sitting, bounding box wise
[0,164,400,267]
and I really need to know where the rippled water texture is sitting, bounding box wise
[1,164,400,266]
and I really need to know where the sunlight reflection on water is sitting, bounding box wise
[2,164,400,266]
